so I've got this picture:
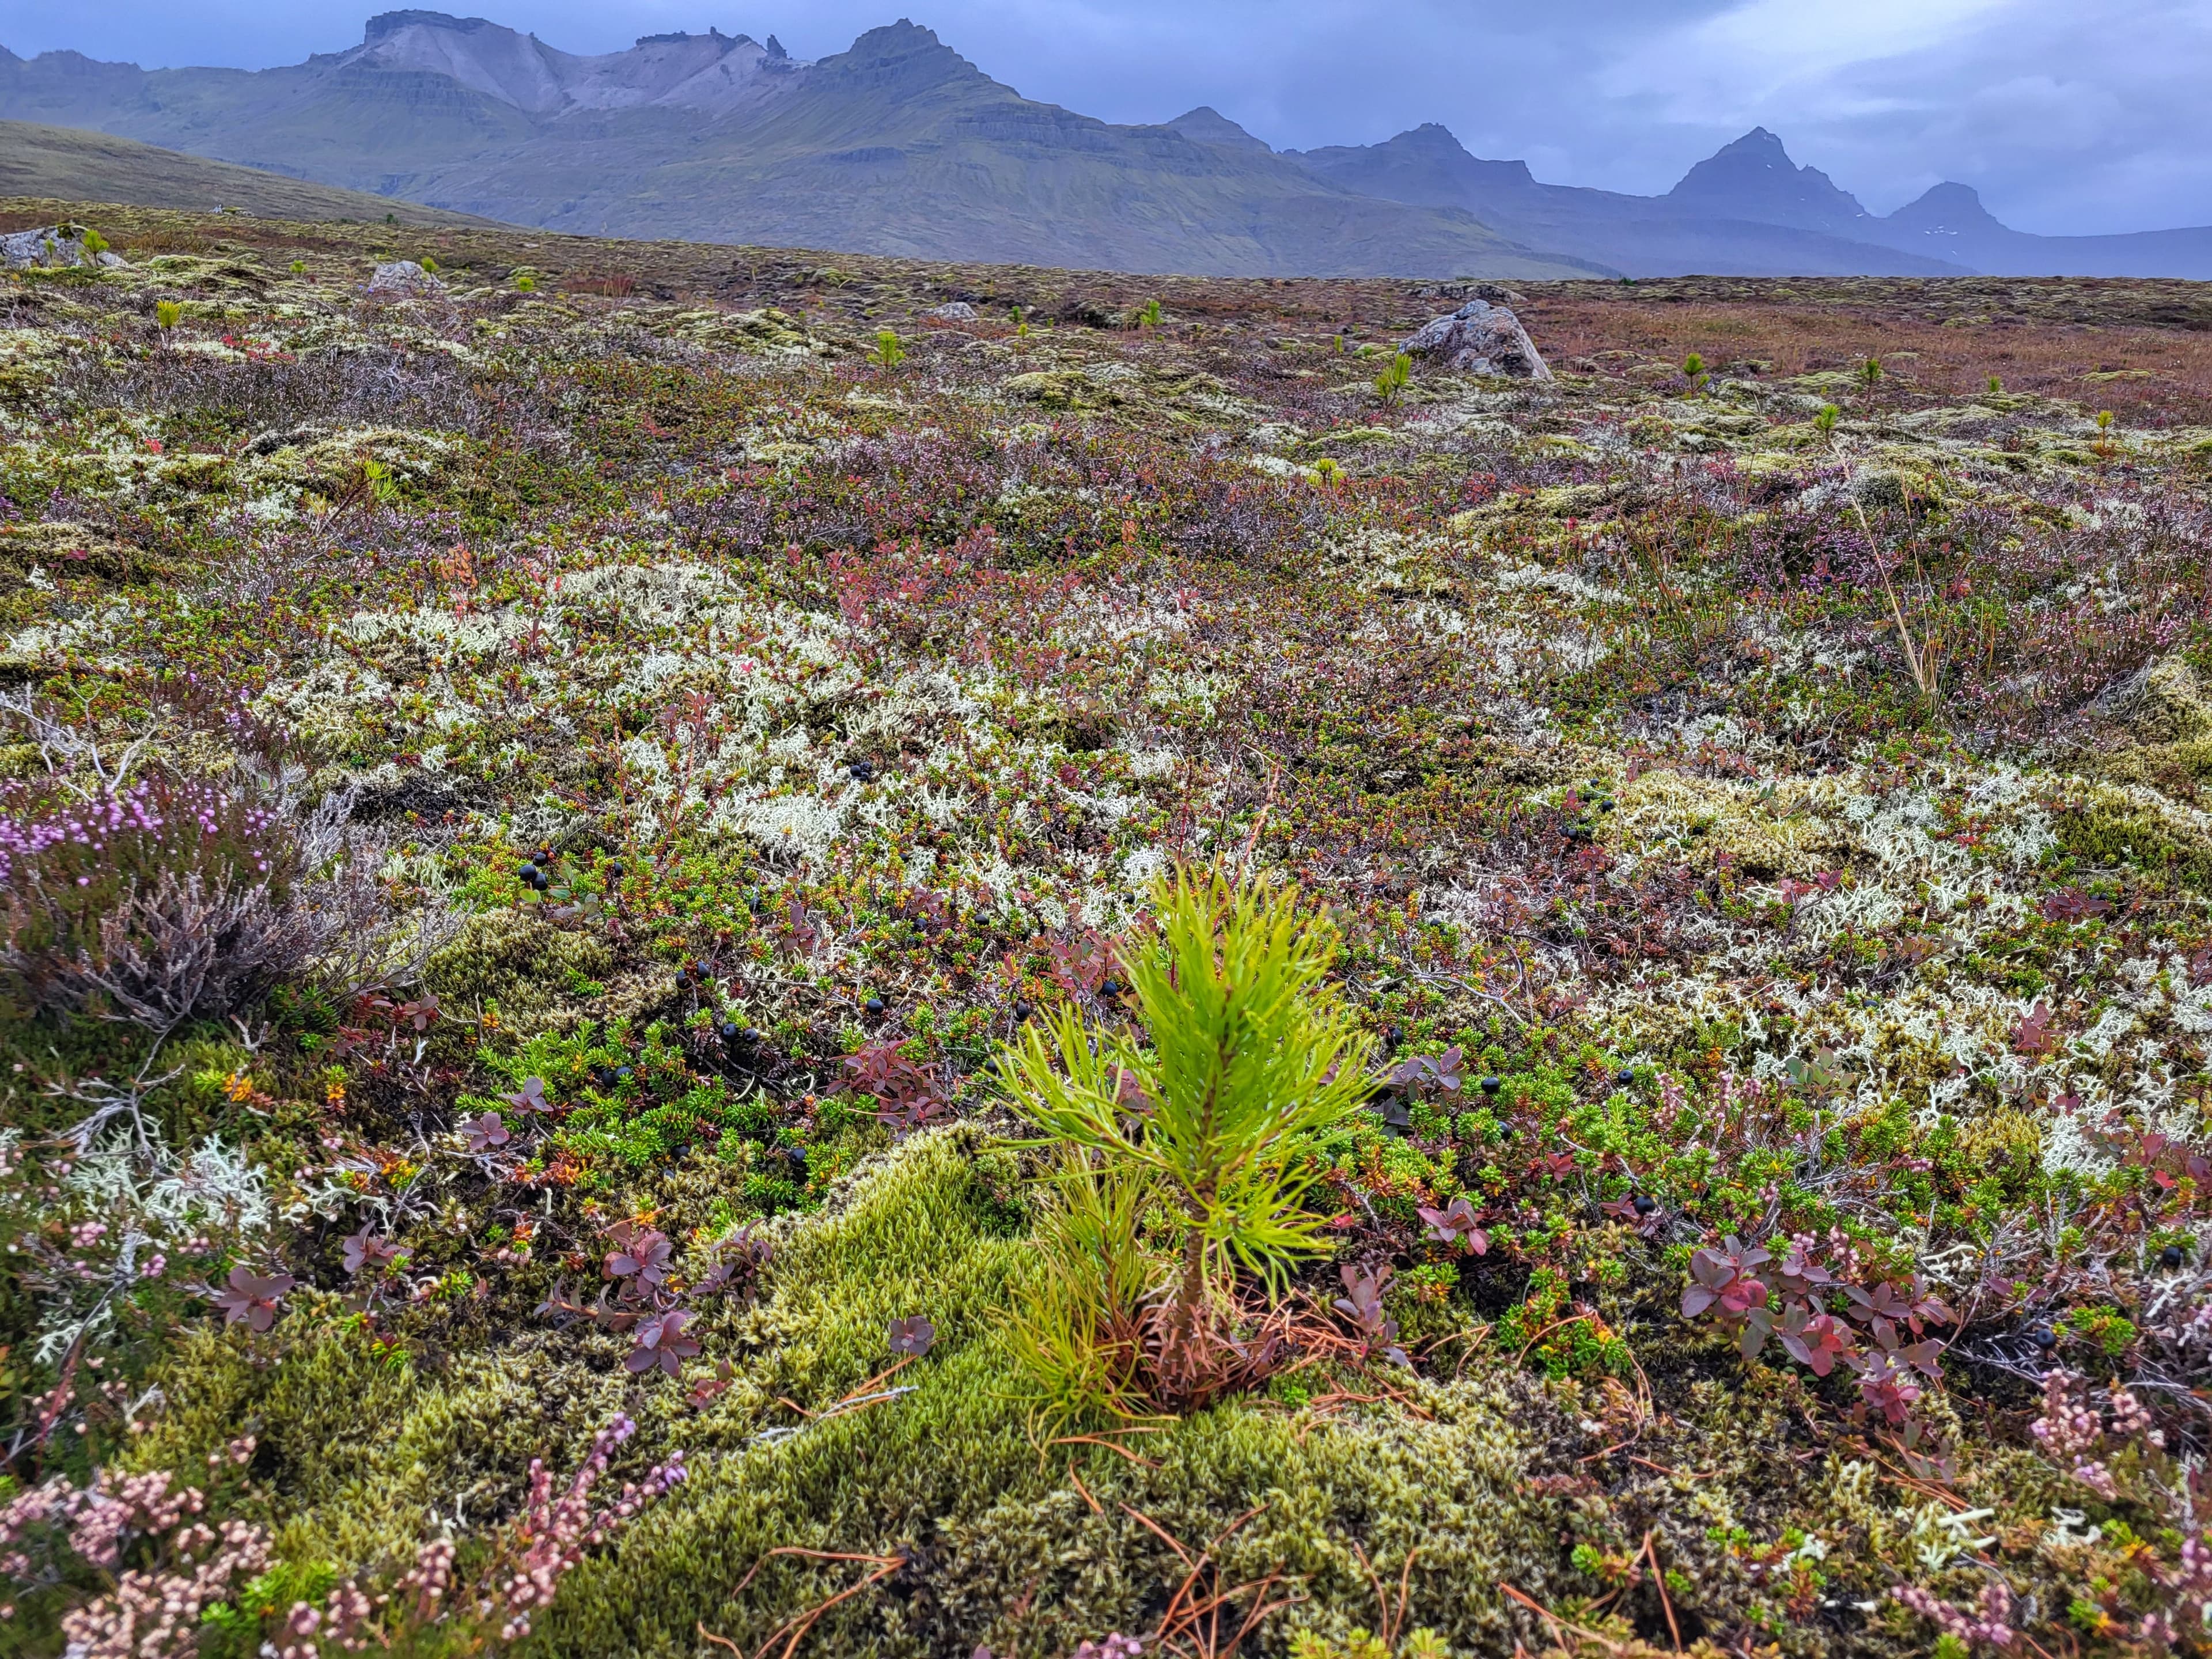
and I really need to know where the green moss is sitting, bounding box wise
[2052,797,2212,892]
[421,911,615,1033]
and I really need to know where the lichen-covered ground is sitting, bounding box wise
[4,200,2212,1658]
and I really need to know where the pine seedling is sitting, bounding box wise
[868,328,906,368]
[1683,351,1709,394]
[154,299,181,331]
[998,866,1374,1370]
[1374,351,1411,405]
[1813,403,1839,445]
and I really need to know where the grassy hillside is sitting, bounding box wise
[0,202,2209,1658]
[0,118,503,227]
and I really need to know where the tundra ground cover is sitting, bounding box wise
[1,199,2211,1657]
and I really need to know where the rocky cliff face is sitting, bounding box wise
[343,12,804,118]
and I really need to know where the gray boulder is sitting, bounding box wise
[926,301,979,321]
[1,225,125,271]
[1400,299,1551,381]
[368,260,443,296]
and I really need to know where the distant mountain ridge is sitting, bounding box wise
[1293,121,2212,280]
[3,13,2209,279]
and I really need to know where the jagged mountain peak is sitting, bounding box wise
[1667,126,1870,233]
[820,20,992,98]
[346,9,797,116]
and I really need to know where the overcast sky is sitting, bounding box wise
[7,0,2208,234]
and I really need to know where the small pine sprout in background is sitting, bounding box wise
[1987,373,2003,393]
[362,459,399,505]
[868,328,906,368]
[1138,297,1161,328]
[420,255,440,274]
[154,298,181,329]
[1860,355,1883,391]
[516,272,537,291]
[1814,402,1840,441]
[1373,350,1411,404]
[81,228,109,258]
[289,258,306,273]
[1683,350,1709,393]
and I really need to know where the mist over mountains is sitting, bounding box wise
[5,10,2210,281]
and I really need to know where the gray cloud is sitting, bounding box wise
[6,0,2207,233]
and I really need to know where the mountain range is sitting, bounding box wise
[4,11,2209,281]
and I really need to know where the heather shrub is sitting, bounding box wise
[0,766,403,1032]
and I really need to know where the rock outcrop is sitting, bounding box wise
[367,260,444,295]
[1400,299,1551,380]
[1,225,125,270]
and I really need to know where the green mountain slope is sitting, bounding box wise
[0,118,500,225]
